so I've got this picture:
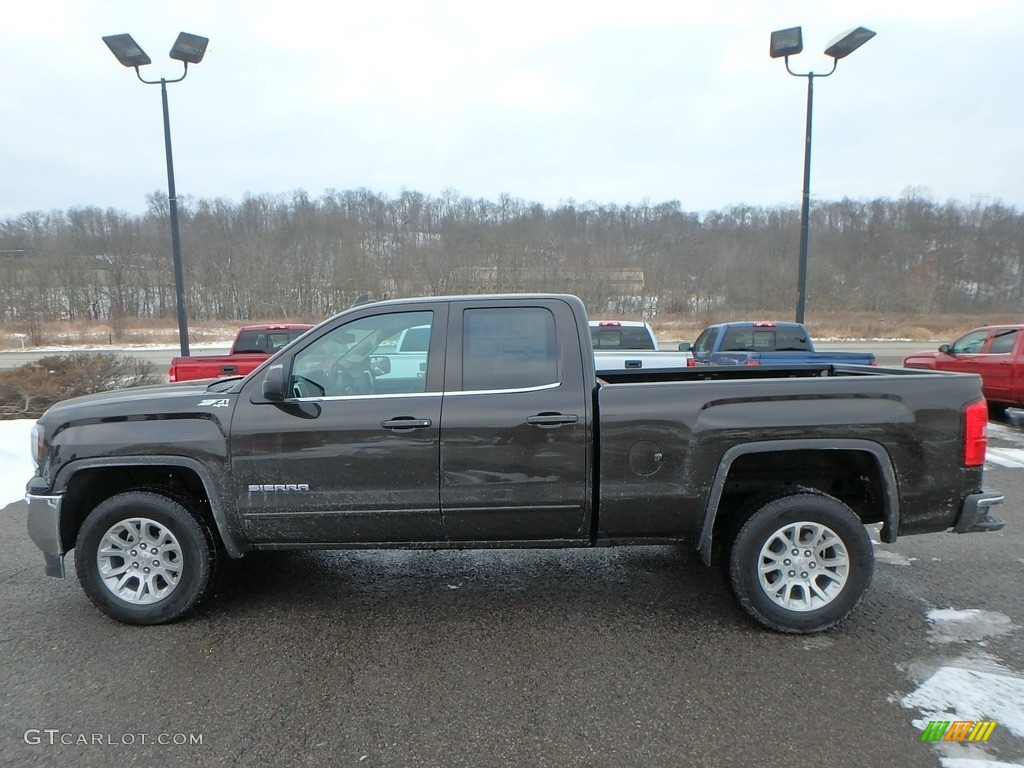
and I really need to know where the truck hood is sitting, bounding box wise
[40,380,238,424]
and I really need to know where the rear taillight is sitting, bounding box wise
[687,358,696,367]
[963,399,988,467]
[744,359,761,366]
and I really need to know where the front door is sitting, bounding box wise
[230,306,448,544]
[937,329,989,375]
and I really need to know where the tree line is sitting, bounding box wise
[1,188,1021,342]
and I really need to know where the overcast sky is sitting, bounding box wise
[2,0,1022,220]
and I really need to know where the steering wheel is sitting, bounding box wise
[332,364,375,395]
[332,366,356,395]
[291,374,326,398]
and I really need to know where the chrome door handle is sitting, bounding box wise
[381,418,432,430]
[527,413,579,428]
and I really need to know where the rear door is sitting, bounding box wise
[439,298,591,542]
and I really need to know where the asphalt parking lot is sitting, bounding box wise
[2,452,1022,767]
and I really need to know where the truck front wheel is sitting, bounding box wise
[728,491,874,633]
[75,491,217,625]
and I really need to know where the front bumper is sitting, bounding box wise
[25,492,66,578]
[953,490,1006,534]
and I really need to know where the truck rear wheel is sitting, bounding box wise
[728,491,873,633]
[75,490,217,625]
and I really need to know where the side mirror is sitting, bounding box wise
[938,344,952,355]
[262,364,287,402]
[678,342,692,352]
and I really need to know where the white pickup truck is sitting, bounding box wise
[590,320,693,370]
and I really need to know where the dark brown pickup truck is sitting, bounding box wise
[24,294,1003,632]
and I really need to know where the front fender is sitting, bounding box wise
[51,456,247,559]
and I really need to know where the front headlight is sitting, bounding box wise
[30,422,45,474]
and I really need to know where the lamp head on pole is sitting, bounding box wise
[769,27,803,59]
[169,32,209,64]
[102,34,152,68]
[824,27,876,59]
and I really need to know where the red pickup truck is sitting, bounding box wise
[168,324,313,382]
[903,324,1024,415]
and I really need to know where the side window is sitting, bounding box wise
[398,326,431,353]
[692,328,716,354]
[463,307,558,391]
[291,311,433,397]
[988,330,1018,355]
[952,330,989,355]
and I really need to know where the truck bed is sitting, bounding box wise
[595,363,985,549]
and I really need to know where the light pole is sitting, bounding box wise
[102,32,209,357]
[770,26,875,324]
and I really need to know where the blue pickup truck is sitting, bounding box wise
[682,321,876,367]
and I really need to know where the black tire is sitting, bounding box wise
[728,490,873,633]
[75,490,218,625]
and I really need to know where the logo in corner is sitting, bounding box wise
[921,720,997,742]
[197,398,231,408]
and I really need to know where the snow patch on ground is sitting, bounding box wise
[801,635,834,651]
[875,550,915,566]
[987,422,1021,441]
[8,343,232,354]
[815,337,916,343]
[927,609,1019,645]
[986,448,1024,468]
[0,419,35,507]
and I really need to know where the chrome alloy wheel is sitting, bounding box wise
[96,517,183,605]
[756,521,849,612]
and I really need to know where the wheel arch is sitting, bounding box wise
[52,457,246,559]
[697,439,899,566]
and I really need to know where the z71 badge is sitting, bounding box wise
[197,398,231,408]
